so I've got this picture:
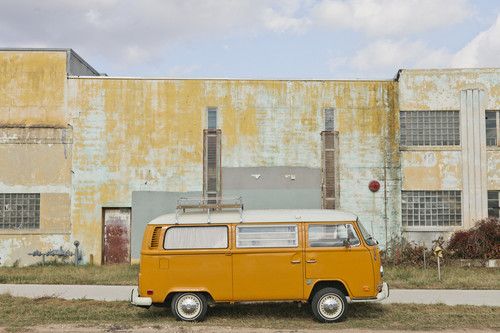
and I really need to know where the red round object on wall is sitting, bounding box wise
[369,180,380,192]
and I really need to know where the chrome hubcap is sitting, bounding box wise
[318,294,343,319]
[177,294,201,319]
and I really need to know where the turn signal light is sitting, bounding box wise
[147,290,154,295]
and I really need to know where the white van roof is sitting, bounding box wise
[148,209,358,225]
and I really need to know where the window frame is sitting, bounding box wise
[485,110,500,147]
[400,110,460,147]
[307,223,361,248]
[235,224,299,249]
[163,225,229,250]
[207,107,218,130]
[0,193,40,230]
[401,190,462,228]
[487,190,500,218]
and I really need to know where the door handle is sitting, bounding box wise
[306,259,317,264]
[291,259,301,264]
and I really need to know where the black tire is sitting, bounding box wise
[311,287,348,322]
[171,292,208,322]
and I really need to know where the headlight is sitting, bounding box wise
[380,265,384,278]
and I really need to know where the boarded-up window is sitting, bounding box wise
[321,131,338,209]
[203,129,222,202]
[207,107,218,129]
[0,193,40,229]
[402,191,462,227]
[325,108,335,131]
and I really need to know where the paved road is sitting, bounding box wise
[1,284,499,306]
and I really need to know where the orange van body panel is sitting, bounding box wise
[138,220,382,304]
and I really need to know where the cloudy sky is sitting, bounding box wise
[1,0,499,78]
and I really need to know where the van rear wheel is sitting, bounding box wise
[311,287,348,322]
[171,292,208,322]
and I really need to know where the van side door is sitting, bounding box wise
[232,223,303,301]
[304,223,375,299]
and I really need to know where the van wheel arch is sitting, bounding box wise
[164,291,214,307]
[308,281,350,302]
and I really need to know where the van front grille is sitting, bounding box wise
[150,227,162,248]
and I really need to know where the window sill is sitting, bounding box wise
[400,146,461,151]
[486,146,500,151]
[403,226,460,232]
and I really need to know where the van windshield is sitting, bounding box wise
[357,220,377,246]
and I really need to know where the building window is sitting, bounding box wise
[400,111,460,146]
[207,107,218,129]
[0,193,40,229]
[308,224,360,247]
[325,108,335,131]
[402,191,461,227]
[236,225,298,248]
[488,191,499,218]
[321,131,338,209]
[164,226,228,249]
[203,129,222,202]
[485,111,499,146]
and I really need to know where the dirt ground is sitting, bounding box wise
[1,326,497,333]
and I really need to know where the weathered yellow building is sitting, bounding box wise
[0,48,499,265]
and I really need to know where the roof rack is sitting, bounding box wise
[175,196,244,224]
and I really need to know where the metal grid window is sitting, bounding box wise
[400,111,460,146]
[485,111,500,146]
[488,191,499,218]
[402,191,461,227]
[0,193,40,229]
[324,108,335,131]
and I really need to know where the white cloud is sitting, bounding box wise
[451,14,500,67]
[313,0,472,37]
[0,0,308,72]
[329,13,500,77]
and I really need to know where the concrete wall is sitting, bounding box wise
[67,78,398,262]
[398,69,500,245]
[0,51,73,265]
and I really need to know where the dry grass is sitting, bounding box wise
[0,263,138,285]
[0,294,499,332]
[385,265,500,289]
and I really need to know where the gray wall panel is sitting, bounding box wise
[131,191,200,259]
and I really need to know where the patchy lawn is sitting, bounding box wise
[384,265,500,290]
[0,263,138,285]
[0,295,499,332]
[1,263,498,290]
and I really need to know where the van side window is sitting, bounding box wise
[236,225,298,248]
[164,226,228,250]
[308,224,360,247]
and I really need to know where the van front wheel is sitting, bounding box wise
[311,287,348,322]
[171,292,208,322]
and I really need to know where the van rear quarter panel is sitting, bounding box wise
[139,226,233,303]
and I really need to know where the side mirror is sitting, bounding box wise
[343,238,351,248]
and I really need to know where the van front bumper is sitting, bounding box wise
[349,282,390,303]
[130,288,152,308]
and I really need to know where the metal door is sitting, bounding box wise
[103,208,131,264]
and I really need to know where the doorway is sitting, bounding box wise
[102,207,131,264]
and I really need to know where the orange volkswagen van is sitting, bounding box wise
[131,199,389,322]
